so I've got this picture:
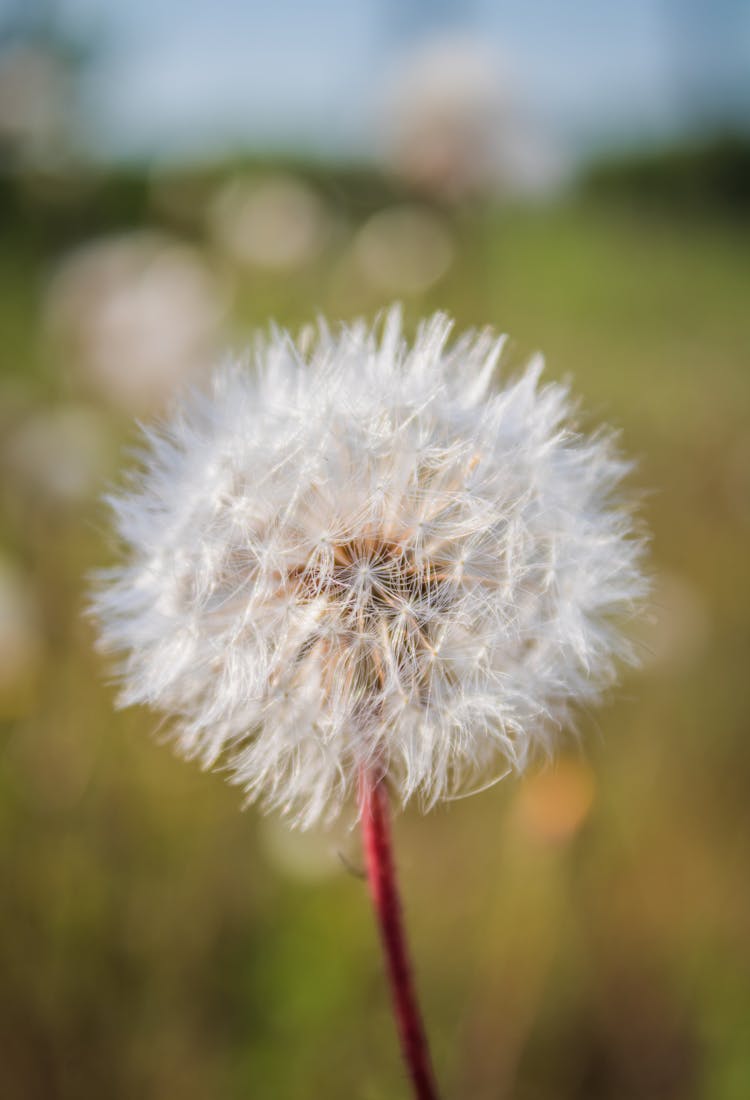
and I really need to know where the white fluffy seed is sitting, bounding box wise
[92,307,647,826]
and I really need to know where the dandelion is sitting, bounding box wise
[92,308,646,1099]
[209,173,330,272]
[45,231,227,414]
[354,205,454,295]
[379,35,565,202]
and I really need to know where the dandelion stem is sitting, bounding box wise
[359,769,440,1100]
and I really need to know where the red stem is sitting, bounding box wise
[359,769,440,1100]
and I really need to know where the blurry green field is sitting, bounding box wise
[1,178,749,1099]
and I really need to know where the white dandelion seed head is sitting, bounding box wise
[92,307,647,827]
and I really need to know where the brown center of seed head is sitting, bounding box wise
[290,535,456,710]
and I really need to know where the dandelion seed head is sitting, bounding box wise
[92,307,646,826]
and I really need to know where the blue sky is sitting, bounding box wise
[6,0,750,161]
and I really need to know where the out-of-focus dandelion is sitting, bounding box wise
[208,174,330,272]
[4,404,112,506]
[0,557,41,718]
[354,205,453,295]
[379,35,565,203]
[92,308,646,1099]
[0,43,74,170]
[44,231,227,414]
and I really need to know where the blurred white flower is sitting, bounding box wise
[354,205,453,295]
[44,231,228,414]
[93,308,646,826]
[0,557,41,714]
[4,404,112,505]
[380,35,565,202]
[209,174,329,271]
[0,44,73,168]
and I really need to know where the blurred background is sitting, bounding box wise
[1,1,749,1097]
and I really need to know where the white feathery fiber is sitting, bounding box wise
[92,308,646,826]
